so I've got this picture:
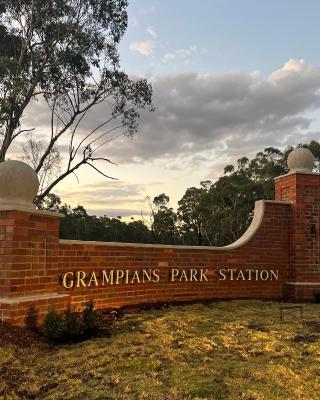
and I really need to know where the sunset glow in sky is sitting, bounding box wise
[14,0,320,218]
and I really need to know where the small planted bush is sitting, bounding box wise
[43,306,65,340]
[43,300,98,342]
[82,300,97,334]
[64,303,81,339]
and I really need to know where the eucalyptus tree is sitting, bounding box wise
[144,193,179,244]
[0,0,153,203]
[177,183,211,246]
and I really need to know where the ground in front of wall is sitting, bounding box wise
[0,300,319,400]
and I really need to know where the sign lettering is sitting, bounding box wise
[60,267,279,289]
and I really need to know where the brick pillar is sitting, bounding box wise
[275,160,320,301]
[0,209,70,325]
[0,160,69,326]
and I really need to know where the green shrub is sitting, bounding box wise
[64,303,81,338]
[82,300,97,333]
[43,306,65,340]
[43,301,99,342]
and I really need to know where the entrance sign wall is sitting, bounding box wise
[0,148,319,326]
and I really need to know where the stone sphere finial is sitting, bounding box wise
[0,160,39,209]
[287,148,315,172]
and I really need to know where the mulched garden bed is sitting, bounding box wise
[0,301,208,347]
[0,321,48,348]
[0,308,123,348]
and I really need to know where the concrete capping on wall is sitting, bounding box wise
[224,200,265,249]
[59,199,291,251]
[0,293,70,304]
[223,200,290,248]
[0,205,65,218]
[274,170,320,180]
[286,282,320,286]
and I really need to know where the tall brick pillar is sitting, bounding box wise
[0,160,69,326]
[275,148,320,301]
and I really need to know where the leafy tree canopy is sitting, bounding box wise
[0,0,153,203]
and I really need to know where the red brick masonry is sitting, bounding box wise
[0,171,320,326]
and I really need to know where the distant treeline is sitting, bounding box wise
[39,141,320,246]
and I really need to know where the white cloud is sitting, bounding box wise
[106,60,320,163]
[16,60,320,170]
[162,44,207,64]
[163,52,176,63]
[146,26,157,39]
[176,44,198,57]
[129,27,157,57]
[129,40,155,56]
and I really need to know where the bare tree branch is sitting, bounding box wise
[85,162,117,180]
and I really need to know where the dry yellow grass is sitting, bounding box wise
[0,300,320,399]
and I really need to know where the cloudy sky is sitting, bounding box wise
[14,0,320,218]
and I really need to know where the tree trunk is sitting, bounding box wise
[0,128,14,162]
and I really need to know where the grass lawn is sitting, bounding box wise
[0,300,320,400]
